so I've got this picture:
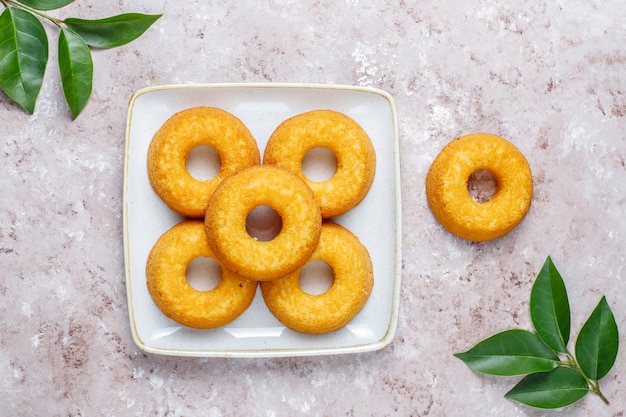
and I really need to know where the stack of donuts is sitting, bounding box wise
[146,107,376,334]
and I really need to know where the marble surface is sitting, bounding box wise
[1,0,625,415]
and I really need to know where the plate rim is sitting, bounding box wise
[122,82,402,358]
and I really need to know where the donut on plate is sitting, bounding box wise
[425,133,533,242]
[263,110,376,218]
[204,165,322,281]
[260,221,373,334]
[147,106,260,218]
[146,220,258,329]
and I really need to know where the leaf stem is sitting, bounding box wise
[4,0,63,26]
[563,350,610,405]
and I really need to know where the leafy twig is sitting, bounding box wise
[455,256,619,409]
[563,351,609,404]
[5,0,63,25]
[0,0,161,119]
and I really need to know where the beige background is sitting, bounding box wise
[1,1,625,416]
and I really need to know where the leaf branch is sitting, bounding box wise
[0,0,160,118]
[455,256,619,409]
[3,0,62,25]
[562,350,610,405]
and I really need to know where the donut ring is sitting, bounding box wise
[260,222,373,334]
[146,220,258,329]
[426,133,533,242]
[204,165,322,281]
[263,110,376,218]
[147,107,260,218]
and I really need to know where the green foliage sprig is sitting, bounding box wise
[0,0,160,119]
[455,256,619,409]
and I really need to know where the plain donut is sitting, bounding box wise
[146,220,258,329]
[147,107,260,218]
[426,133,533,242]
[263,110,376,218]
[260,222,373,334]
[204,165,322,281]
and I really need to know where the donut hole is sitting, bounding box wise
[467,169,498,203]
[246,205,283,242]
[186,256,222,291]
[186,145,221,181]
[302,147,337,182]
[299,260,334,295]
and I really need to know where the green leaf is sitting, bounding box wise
[575,296,619,380]
[530,256,571,353]
[0,7,48,114]
[64,13,161,49]
[16,0,75,10]
[505,366,589,409]
[58,26,93,119]
[454,329,560,376]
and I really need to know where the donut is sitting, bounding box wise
[204,165,322,281]
[263,110,376,218]
[147,106,260,218]
[146,220,258,329]
[425,133,533,242]
[260,222,373,334]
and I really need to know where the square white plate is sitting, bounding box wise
[123,83,402,357]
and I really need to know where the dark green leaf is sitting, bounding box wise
[16,0,75,10]
[575,296,619,380]
[454,329,560,376]
[505,366,589,409]
[0,7,48,114]
[58,27,93,119]
[530,256,571,353]
[64,13,162,49]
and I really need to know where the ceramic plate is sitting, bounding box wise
[123,83,401,357]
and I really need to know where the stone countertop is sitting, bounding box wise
[1,1,625,416]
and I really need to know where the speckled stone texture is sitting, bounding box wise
[1,1,625,416]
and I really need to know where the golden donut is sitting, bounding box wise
[147,106,260,218]
[263,110,376,218]
[260,222,373,334]
[204,165,322,281]
[146,220,258,329]
[426,133,533,242]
